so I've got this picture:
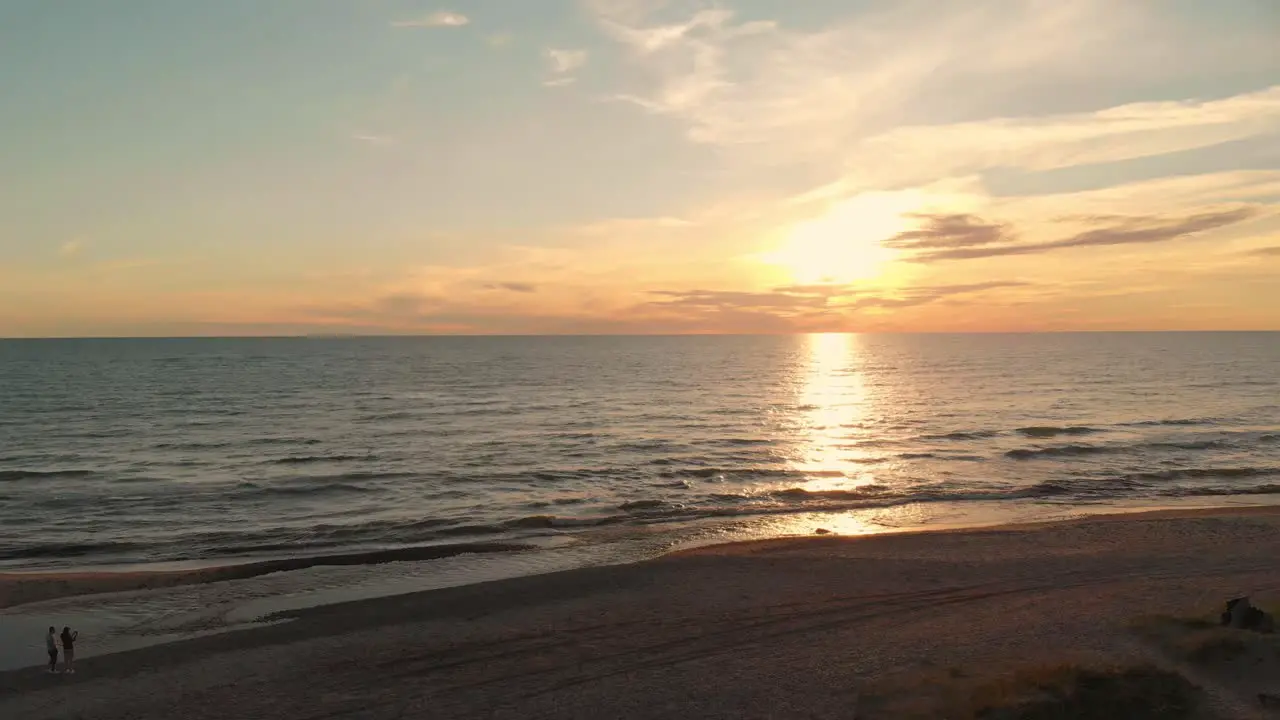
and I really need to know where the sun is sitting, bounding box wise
[764,192,921,285]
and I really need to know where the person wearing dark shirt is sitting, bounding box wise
[60,626,78,674]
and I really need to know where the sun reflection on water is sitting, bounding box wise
[790,333,880,489]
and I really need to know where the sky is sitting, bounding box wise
[1,0,1278,337]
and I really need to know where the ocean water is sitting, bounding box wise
[2,333,1279,572]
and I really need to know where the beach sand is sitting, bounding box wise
[3,507,1280,719]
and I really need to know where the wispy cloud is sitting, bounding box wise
[647,288,830,311]
[885,214,1012,251]
[844,87,1280,189]
[486,33,514,48]
[590,1,1141,154]
[58,238,86,258]
[547,48,588,74]
[486,282,538,293]
[905,208,1259,262]
[646,281,1031,313]
[391,11,469,29]
[352,133,395,146]
[544,48,588,87]
[589,0,1280,182]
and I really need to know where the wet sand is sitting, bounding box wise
[3,506,1280,719]
[0,542,533,610]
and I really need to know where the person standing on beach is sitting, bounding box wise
[60,626,78,674]
[45,627,58,673]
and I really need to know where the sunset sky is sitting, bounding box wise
[2,0,1278,336]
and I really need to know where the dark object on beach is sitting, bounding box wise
[814,528,833,535]
[1220,597,1274,633]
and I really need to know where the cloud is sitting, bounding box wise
[547,48,588,74]
[1249,246,1280,256]
[647,288,830,311]
[543,48,588,86]
[486,282,538,293]
[910,208,1259,262]
[591,2,1137,151]
[646,280,1031,313]
[884,214,1013,251]
[391,11,469,28]
[844,87,1280,189]
[589,0,1280,183]
[352,133,395,146]
[486,33,514,48]
[58,239,86,258]
[847,281,1033,309]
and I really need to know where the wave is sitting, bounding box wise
[619,499,668,511]
[550,432,602,441]
[1121,467,1279,483]
[1022,473,1280,502]
[897,452,985,461]
[1124,417,1223,427]
[1006,445,1119,460]
[1147,440,1230,451]
[1025,481,1073,497]
[357,411,420,422]
[770,485,889,500]
[1003,435,1254,456]
[248,437,323,447]
[701,438,774,447]
[504,515,617,529]
[236,481,380,498]
[661,467,847,481]
[0,540,139,561]
[267,454,369,465]
[154,440,235,451]
[1170,484,1280,498]
[919,431,1002,441]
[1016,426,1102,438]
[232,471,417,499]
[0,469,94,482]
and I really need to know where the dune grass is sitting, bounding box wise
[968,664,1200,720]
[1133,613,1278,666]
[865,663,1201,719]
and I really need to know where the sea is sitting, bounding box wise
[1,333,1278,668]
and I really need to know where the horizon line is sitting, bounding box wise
[2,329,1279,341]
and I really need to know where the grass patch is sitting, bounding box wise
[1134,614,1267,666]
[971,665,1200,720]
[864,664,1201,720]
[1182,635,1248,665]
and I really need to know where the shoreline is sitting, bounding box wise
[0,541,534,610]
[4,504,1280,717]
[668,502,1280,558]
[4,499,1279,613]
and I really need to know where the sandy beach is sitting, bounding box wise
[3,506,1280,719]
